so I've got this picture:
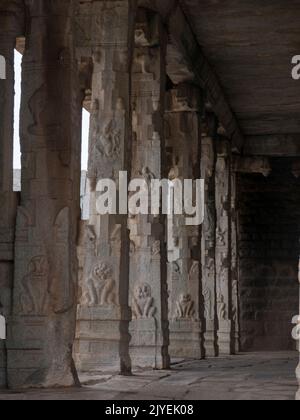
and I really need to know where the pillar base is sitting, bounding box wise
[74,305,131,374]
[0,344,7,388]
[204,320,218,357]
[169,320,203,359]
[130,319,170,369]
[218,320,233,355]
[7,316,76,389]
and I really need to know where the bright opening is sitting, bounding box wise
[13,49,22,191]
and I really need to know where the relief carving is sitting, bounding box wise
[95,120,121,160]
[152,240,160,256]
[19,256,49,315]
[28,84,60,137]
[132,283,156,319]
[83,263,117,307]
[140,166,156,185]
[217,293,227,321]
[203,287,212,320]
[175,294,195,320]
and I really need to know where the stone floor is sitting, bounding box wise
[0,352,298,400]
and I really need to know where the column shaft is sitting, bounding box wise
[75,0,137,375]
[0,1,23,388]
[166,85,203,359]
[128,10,169,369]
[201,116,218,357]
[7,0,82,388]
[215,139,233,355]
[231,171,240,353]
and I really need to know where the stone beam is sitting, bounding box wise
[244,135,300,157]
[232,156,272,177]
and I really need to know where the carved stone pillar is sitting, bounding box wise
[0,1,23,388]
[7,0,82,388]
[215,138,233,355]
[296,258,300,400]
[74,0,137,375]
[165,85,203,359]
[200,115,218,357]
[230,171,239,353]
[128,10,169,369]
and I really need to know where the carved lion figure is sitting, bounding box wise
[132,283,156,319]
[83,263,117,307]
[175,294,195,320]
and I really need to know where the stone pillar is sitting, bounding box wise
[0,1,23,388]
[215,138,233,355]
[128,10,169,369]
[165,85,203,360]
[7,0,82,388]
[200,115,218,357]
[74,0,137,375]
[295,258,300,400]
[231,171,240,353]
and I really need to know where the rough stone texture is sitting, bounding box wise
[0,0,23,388]
[238,159,300,351]
[74,0,137,375]
[7,0,82,389]
[165,85,203,360]
[200,115,217,357]
[0,0,299,397]
[215,139,234,354]
[0,352,297,400]
[128,10,169,369]
[231,171,240,353]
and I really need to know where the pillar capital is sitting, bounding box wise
[166,83,203,113]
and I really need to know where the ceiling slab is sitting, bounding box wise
[181,0,300,137]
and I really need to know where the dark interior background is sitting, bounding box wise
[238,159,300,351]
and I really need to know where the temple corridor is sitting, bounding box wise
[0,0,300,401]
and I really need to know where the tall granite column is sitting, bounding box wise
[7,0,82,388]
[200,115,218,357]
[74,0,137,374]
[0,1,23,387]
[165,85,203,359]
[128,10,169,369]
[230,170,240,353]
[215,138,233,355]
[296,258,300,400]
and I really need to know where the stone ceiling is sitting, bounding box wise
[181,0,300,137]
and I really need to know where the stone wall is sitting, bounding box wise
[238,159,300,351]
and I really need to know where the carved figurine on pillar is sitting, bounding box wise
[128,9,170,369]
[165,84,204,360]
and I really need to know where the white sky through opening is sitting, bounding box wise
[13,50,90,171]
[13,50,22,170]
